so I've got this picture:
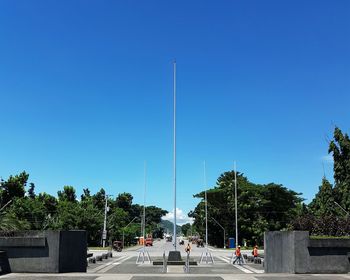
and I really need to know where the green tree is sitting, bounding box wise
[0,171,29,205]
[108,207,129,242]
[77,202,104,246]
[329,127,350,211]
[181,223,191,236]
[190,171,302,247]
[27,183,36,199]
[81,188,91,201]
[116,192,133,212]
[52,200,80,230]
[145,206,168,237]
[92,188,106,211]
[309,177,336,217]
[0,211,29,231]
[10,197,47,230]
[290,127,350,237]
[57,186,77,202]
[38,192,58,215]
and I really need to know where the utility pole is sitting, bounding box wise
[102,194,108,248]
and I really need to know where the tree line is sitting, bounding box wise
[291,127,350,236]
[1,126,348,247]
[0,176,167,246]
[187,127,350,247]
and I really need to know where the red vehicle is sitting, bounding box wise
[145,237,153,246]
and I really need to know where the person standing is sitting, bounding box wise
[233,245,243,264]
[253,245,259,262]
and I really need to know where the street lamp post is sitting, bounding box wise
[212,217,226,249]
[123,217,138,249]
[334,201,350,216]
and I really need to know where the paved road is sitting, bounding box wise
[1,239,349,279]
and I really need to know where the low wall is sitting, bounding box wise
[265,231,350,273]
[0,230,87,273]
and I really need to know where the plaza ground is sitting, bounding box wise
[0,239,349,280]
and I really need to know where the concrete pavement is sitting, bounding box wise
[0,239,349,279]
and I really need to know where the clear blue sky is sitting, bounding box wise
[0,1,349,223]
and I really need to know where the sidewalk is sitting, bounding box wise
[1,272,350,280]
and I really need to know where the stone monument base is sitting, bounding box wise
[168,251,182,262]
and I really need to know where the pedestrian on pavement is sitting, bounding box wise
[233,245,243,265]
[253,245,259,261]
[185,243,191,255]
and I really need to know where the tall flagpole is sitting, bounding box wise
[234,161,238,247]
[143,161,146,250]
[200,160,213,264]
[204,161,208,248]
[136,161,151,264]
[173,60,177,251]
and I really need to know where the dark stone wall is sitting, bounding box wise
[265,231,350,274]
[264,231,301,273]
[308,239,350,273]
[0,231,86,273]
[0,251,11,274]
[59,231,87,272]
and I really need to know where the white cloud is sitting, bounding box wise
[322,155,334,164]
[162,208,194,226]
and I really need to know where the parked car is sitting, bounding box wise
[165,235,172,242]
[145,237,153,246]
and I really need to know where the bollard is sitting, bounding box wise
[162,251,167,273]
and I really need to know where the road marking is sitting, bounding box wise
[232,264,254,274]
[245,266,264,274]
[217,256,231,264]
[91,261,114,273]
[217,256,262,274]
[92,255,132,273]
[96,255,133,273]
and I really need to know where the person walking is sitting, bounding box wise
[184,242,192,273]
[185,242,191,255]
[233,245,243,265]
[253,245,259,262]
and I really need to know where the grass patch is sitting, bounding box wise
[310,235,350,239]
[88,246,112,250]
